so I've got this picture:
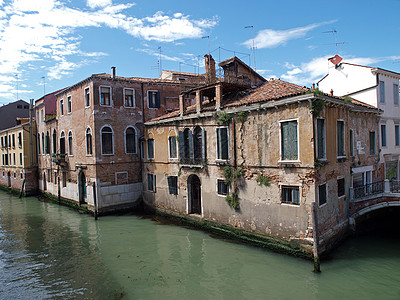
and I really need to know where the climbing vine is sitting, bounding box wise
[256,174,271,187]
[217,111,233,125]
[309,99,325,117]
[223,165,244,210]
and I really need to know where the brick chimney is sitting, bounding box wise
[111,66,116,78]
[179,94,185,115]
[205,54,216,83]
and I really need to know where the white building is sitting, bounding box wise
[318,56,400,180]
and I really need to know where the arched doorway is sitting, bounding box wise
[78,171,87,204]
[188,174,201,214]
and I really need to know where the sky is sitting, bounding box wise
[1,0,400,105]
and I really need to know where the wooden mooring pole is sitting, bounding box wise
[93,182,98,220]
[312,202,321,272]
[19,179,25,198]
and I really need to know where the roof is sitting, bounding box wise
[0,100,30,130]
[219,56,266,82]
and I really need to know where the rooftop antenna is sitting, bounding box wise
[202,36,210,55]
[245,25,256,71]
[158,46,162,75]
[41,76,46,96]
[15,74,19,101]
[323,29,345,55]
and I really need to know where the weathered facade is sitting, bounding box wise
[0,120,37,195]
[143,69,380,255]
[36,69,200,213]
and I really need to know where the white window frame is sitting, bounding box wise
[147,173,156,192]
[315,118,326,160]
[337,119,346,159]
[124,126,138,154]
[99,85,112,107]
[60,99,64,116]
[279,183,301,206]
[337,176,345,199]
[147,135,155,160]
[216,126,229,162]
[86,126,93,156]
[216,178,229,197]
[123,88,135,108]
[84,87,90,108]
[100,124,114,155]
[168,130,178,160]
[278,118,300,163]
[67,95,72,114]
[67,130,73,156]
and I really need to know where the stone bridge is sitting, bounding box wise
[349,179,400,227]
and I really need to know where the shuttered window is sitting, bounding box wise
[147,174,156,192]
[147,139,154,159]
[169,136,177,158]
[370,131,376,154]
[316,119,325,159]
[337,120,345,157]
[179,127,206,165]
[217,127,229,160]
[281,120,298,161]
[167,176,178,195]
[379,81,385,103]
[381,124,387,147]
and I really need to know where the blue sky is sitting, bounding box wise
[1,0,400,105]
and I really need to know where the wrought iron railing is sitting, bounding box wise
[179,158,205,166]
[352,181,384,199]
[390,180,400,193]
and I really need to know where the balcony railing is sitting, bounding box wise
[390,180,400,193]
[52,154,67,166]
[179,158,205,166]
[352,181,384,200]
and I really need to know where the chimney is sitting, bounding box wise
[330,89,334,96]
[111,66,116,78]
[204,54,216,83]
[179,94,185,116]
[215,84,222,110]
[312,83,315,90]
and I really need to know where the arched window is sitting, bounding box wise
[45,131,50,154]
[125,126,137,154]
[147,132,154,159]
[168,130,177,159]
[52,129,57,154]
[86,127,92,155]
[37,133,41,154]
[60,131,65,154]
[68,131,73,155]
[41,133,44,155]
[101,126,113,155]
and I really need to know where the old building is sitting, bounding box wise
[0,100,30,130]
[318,56,400,181]
[0,118,37,195]
[37,68,201,213]
[142,58,380,255]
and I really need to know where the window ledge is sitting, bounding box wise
[281,202,300,207]
[216,159,229,165]
[319,202,328,208]
[124,106,136,109]
[336,156,347,162]
[101,153,114,156]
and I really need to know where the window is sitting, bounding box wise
[167,176,178,195]
[396,125,400,147]
[179,127,206,165]
[41,133,44,155]
[337,120,345,157]
[316,119,325,159]
[101,126,113,155]
[281,186,300,205]
[84,87,90,107]
[67,95,72,113]
[281,120,298,161]
[8,136,10,148]
[86,127,92,155]
[140,141,144,159]
[168,134,177,159]
[125,127,137,154]
[68,131,73,155]
[18,132,22,147]
[41,110,44,122]
[148,91,160,108]
[52,129,57,153]
[60,131,65,154]
[217,179,229,196]
[124,88,135,107]
[379,81,385,103]
[217,127,229,160]
[19,153,22,165]
[337,178,345,197]
[318,184,327,206]
[13,153,15,165]
[394,84,399,105]
[60,99,64,115]
[45,131,50,154]
[37,133,40,154]
[147,138,154,159]
[147,174,156,192]
[370,131,376,155]
[381,124,387,147]
[350,129,354,157]
[1,137,3,148]
[12,134,15,148]
[100,86,111,106]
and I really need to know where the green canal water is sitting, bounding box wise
[0,192,400,299]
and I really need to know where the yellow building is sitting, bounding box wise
[0,119,37,195]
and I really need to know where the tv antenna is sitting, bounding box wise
[202,36,210,55]
[323,29,345,55]
[245,25,256,71]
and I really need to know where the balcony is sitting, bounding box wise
[351,181,384,200]
[52,154,67,167]
[179,158,205,167]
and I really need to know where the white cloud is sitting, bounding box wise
[87,0,112,9]
[243,20,336,49]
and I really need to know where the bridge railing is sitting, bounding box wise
[390,180,400,193]
[350,181,384,200]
